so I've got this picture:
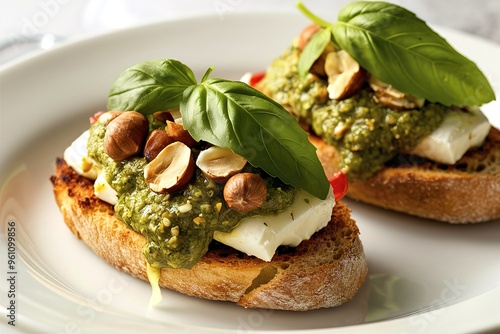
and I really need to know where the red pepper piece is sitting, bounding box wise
[248,72,265,87]
[329,171,348,201]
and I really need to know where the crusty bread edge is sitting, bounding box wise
[310,133,500,224]
[51,158,368,311]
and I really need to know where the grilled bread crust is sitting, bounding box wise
[310,127,500,223]
[50,158,368,311]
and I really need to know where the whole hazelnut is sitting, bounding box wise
[104,111,149,161]
[223,173,267,213]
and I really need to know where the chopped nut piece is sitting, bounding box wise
[333,122,349,139]
[104,111,148,161]
[144,141,195,193]
[310,51,330,78]
[178,202,193,213]
[325,50,366,100]
[369,76,425,110]
[161,217,171,228]
[166,120,197,147]
[193,217,205,225]
[214,202,222,213]
[196,146,247,184]
[166,236,178,247]
[170,226,179,237]
[168,109,183,124]
[223,173,267,213]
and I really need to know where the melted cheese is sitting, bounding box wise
[146,263,162,308]
[411,107,491,164]
[214,188,335,261]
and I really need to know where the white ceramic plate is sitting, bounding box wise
[1,12,500,334]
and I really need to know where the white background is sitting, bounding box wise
[1,0,500,64]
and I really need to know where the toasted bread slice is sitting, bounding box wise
[50,158,368,311]
[310,128,500,223]
[255,38,500,224]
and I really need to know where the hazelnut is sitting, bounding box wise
[298,24,321,50]
[325,50,366,100]
[196,146,247,183]
[104,111,148,161]
[309,53,328,78]
[368,76,425,110]
[168,109,183,124]
[144,141,195,193]
[223,173,267,213]
[98,111,123,125]
[144,129,173,162]
[152,111,174,124]
[166,120,197,147]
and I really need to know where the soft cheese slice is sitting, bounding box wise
[411,107,491,164]
[64,130,118,204]
[214,188,335,261]
[63,130,99,180]
[94,171,118,205]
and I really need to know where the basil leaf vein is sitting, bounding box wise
[332,1,495,106]
[181,78,329,199]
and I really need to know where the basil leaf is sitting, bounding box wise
[107,59,197,115]
[332,1,495,106]
[298,27,332,79]
[181,78,330,199]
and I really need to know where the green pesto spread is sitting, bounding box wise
[312,90,447,180]
[260,45,448,180]
[261,46,329,125]
[87,121,295,269]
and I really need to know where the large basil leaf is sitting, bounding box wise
[107,59,197,114]
[181,78,330,199]
[332,1,495,106]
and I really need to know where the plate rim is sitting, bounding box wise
[1,10,499,334]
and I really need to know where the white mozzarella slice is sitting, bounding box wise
[411,107,491,164]
[94,171,118,205]
[213,188,335,262]
[63,130,99,180]
[63,129,118,205]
